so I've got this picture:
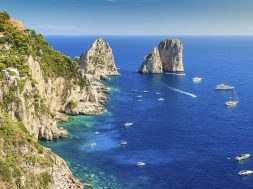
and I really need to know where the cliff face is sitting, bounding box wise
[77,38,119,80]
[0,56,108,141]
[138,39,184,73]
[0,12,118,189]
[138,48,163,74]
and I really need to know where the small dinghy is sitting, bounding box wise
[124,122,133,127]
[94,131,100,135]
[121,141,128,145]
[137,162,145,167]
[235,153,251,161]
[192,77,202,83]
[88,143,96,147]
[239,170,253,176]
[157,98,165,101]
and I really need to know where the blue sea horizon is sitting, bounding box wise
[41,36,253,189]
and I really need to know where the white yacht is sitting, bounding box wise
[225,89,239,107]
[143,90,149,93]
[124,122,133,127]
[235,153,251,161]
[192,77,202,83]
[238,170,253,176]
[216,83,234,90]
[137,162,146,167]
[94,131,100,135]
[157,98,165,101]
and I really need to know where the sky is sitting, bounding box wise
[0,0,253,36]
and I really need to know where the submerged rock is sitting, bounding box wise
[139,39,184,73]
[78,38,119,78]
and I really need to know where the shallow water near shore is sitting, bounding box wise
[41,36,253,189]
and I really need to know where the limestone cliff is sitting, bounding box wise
[138,47,163,74]
[0,12,116,189]
[138,39,184,73]
[77,38,119,80]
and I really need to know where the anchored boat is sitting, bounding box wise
[124,122,133,127]
[192,77,202,83]
[225,88,239,107]
[239,170,253,176]
[216,83,234,90]
[137,162,145,167]
[235,153,251,161]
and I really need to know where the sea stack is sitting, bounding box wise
[77,38,119,80]
[138,39,184,73]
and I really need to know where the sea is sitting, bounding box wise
[41,36,253,189]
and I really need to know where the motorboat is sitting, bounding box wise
[132,89,138,92]
[143,90,149,93]
[137,162,146,167]
[136,95,143,98]
[235,153,251,161]
[238,170,253,176]
[225,88,239,107]
[94,131,100,135]
[157,98,165,101]
[137,99,143,102]
[156,92,161,95]
[216,83,234,90]
[192,77,202,83]
[88,143,96,147]
[124,122,133,127]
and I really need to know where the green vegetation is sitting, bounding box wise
[0,105,54,188]
[0,11,85,85]
[69,99,78,108]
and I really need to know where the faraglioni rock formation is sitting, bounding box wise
[138,39,184,73]
[77,38,119,80]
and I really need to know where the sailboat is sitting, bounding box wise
[225,88,239,106]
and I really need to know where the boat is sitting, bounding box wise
[238,170,253,176]
[136,95,143,98]
[124,122,133,127]
[94,131,100,135]
[137,99,143,102]
[157,98,165,101]
[137,162,145,167]
[88,143,96,147]
[192,77,202,83]
[156,92,161,95]
[121,141,128,145]
[235,153,251,161]
[225,88,239,107]
[143,90,149,93]
[216,83,234,90]
[132,89,138,92]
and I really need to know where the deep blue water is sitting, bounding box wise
[42,36,253,189]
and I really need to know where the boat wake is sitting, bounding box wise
[165,73,186,76]
[167,86,197,98]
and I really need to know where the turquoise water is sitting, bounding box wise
[42,36,253,189]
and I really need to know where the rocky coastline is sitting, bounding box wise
[0,12,119,189]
